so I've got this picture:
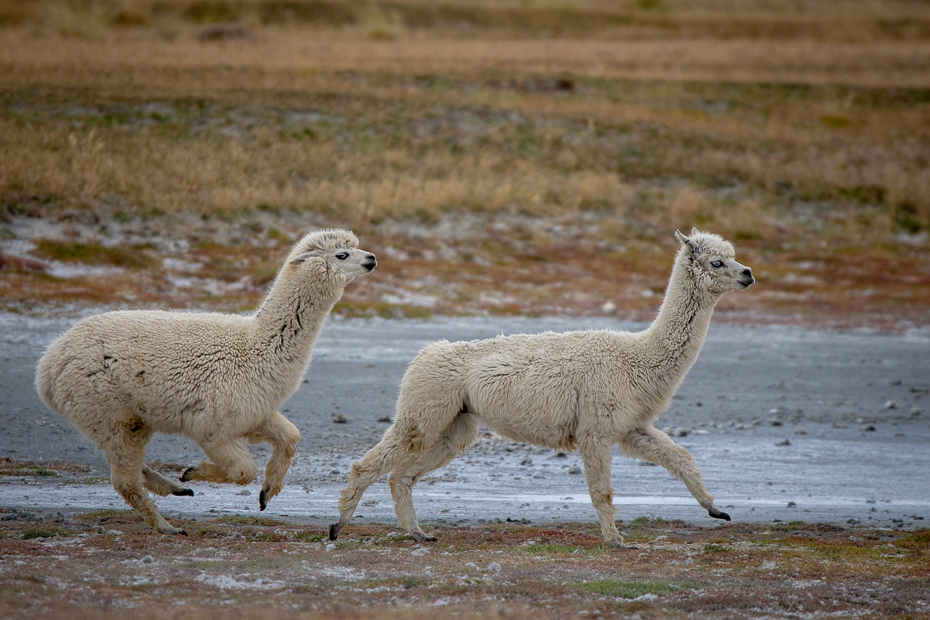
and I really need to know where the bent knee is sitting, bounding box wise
[232,462,258,485]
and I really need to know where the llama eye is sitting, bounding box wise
[710,260,724,268]
[335,252,349,260]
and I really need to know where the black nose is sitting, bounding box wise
[363,254,377,271]
[741,268,752,278]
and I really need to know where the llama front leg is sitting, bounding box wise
[245,411,301,511]
[180,437,258,486]
[620,426,730,521]
[578,440,633,548]
[142,465,194,497]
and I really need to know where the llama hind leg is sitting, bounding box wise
[578,440,632,548]
[105,445,185,535]
[388,413,479,543]
[180,437,258,486]
[620,426,730,521]
[330,429,403,541]
[245,411,301,511]
[142,466,194,497]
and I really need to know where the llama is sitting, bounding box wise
[329,229,753,547]
[36,229,376,534]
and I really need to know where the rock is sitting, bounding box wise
[235,489,251,496]
[861,424,876,431]
[333,414,347,423]
[325,543,336,551]
[487,561,501,572]
[568,465,581,475]
[787,501,797,508]
[141,555,154,563]
[794,427,807,435]
[377,416,391,423]
[911,407,921,417]
[554,452,567,458]
[884,400,898,409]
[770,420,783,427]
[601,301,616,314]
[520,457,533,466]
[775,438,791,446]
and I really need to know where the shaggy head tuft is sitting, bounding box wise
[286,229,359,263]
[676,227,734,260]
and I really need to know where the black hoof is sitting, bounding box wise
[172,488,194,497]
[711,511,731,521]
[328,524,339,541]
[420,536,437,543]
[179,530,188,536]
[180,467,194,482]
[259,489,268,511]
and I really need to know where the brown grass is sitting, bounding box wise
[0,0,928,326]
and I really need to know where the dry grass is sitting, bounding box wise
[0,0,928,326]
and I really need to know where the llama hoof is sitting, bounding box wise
[710,509,731,521]
[413,534,437,543]
[328,524,340,541]
[259,489,268,511]
[172,488,194,497]
[179,467,195,482]
[159,526,188,536]
[608,539,638,550]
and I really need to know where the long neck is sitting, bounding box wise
[642,251,718,383]
[252,267,342,364]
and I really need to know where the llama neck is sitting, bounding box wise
[252,268,342,364]
[642,253,718,382]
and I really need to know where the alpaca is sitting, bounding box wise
[36,229,376,534]
[330,229,753,547]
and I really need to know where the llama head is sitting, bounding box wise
[287,229,377,284]
[675,228,754,296]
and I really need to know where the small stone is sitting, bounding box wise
[787,501,797,508]
[862,424,876,432]
[884,400,898,410]
[520,457,533,466]
[568,465,581,475]
[572,549,583,556]
[794,427,807,435]
[333,414,347,423]
[770,420,783,427]
[330,469,340,475]
[486,561,501,572]
[235,489,251,496]
[775,438,791,446]
[141,555,154,563]
[325,543,336,551]
[911,407,921,417]
[601,301,616,314]
[554,452,567,458]
[377,416,391,423]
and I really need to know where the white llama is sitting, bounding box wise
[329,229,753,546]
[36,229,376,534]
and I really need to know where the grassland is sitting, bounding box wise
[1,506,928,620]
[0,0,928,326]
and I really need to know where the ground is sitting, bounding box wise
[1,1,929,618]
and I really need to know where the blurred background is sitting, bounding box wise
[1,0,928,328]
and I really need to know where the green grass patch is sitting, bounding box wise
[216,515,287,527]
[293,531,326,543]
[32,239,155,269]
[0,459,59,477]
[74,509,134,522]
[573,579,683,599]
[21,526,69,539]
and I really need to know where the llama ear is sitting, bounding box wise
[289,250,325,265]
[674,229,690,245]
[690,227,700,237]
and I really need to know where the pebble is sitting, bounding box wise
[487,561,501,572]
[861,424,876,432]
[377,416,391,423]
[567,465,581,475]
[601,301,616,314]
[235,489,251,496]
[141,555,154,563]
[787,501,797,508]
[884,400,898,409]
[333,414,347,423]
[911,407,921,417]
[775,438,791,446]
[794,427,807,435]
[520,457,533,466]
[325,543,336,551]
